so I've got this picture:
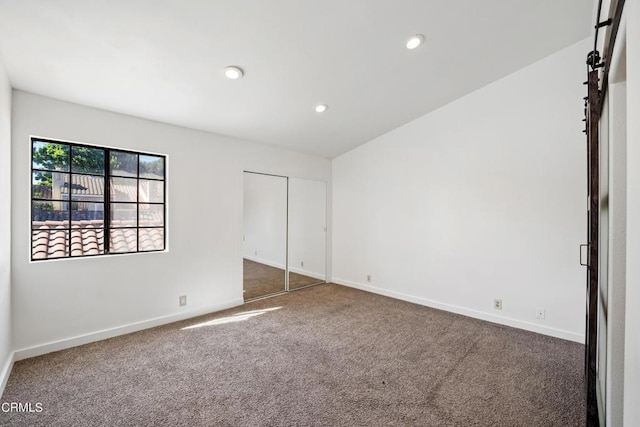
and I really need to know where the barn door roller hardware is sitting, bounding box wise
[587,50,604,69]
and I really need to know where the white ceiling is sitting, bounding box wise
[0,1,592,158]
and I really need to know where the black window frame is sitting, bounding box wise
[30,137,167,261]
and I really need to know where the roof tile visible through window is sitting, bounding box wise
[31,225,69,259]
[110,228,137,253]
[59,174,137,200]
[67,174,104,197]
[31,221,164,259]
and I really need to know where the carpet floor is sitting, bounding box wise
[243,259,322,300]
[0,284,585,426]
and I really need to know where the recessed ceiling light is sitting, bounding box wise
[315,104,328,113]
[406,34,425,50]
[224,66,244,79]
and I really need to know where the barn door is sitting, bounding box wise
[584,68,600,427]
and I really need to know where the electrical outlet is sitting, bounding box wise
[254,250,257,256]
[179,295,187,306]
[494,299,502,310]
[366,275,372,283]
[301,261,304,267]
[536,307,545,319]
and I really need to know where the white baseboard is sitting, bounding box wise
[14,299,244,361]
[332,278,584,343]
[243,256,285,270]
[0,351,15,398]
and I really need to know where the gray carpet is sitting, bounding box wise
[0,284,585,426]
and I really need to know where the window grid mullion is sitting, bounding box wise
[136,155,140,252]
[104,148,111,254]
[66,147,71,258]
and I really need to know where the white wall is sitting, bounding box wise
[606,80,627,427]
[0,54,12,395]
[243,172,288,268]
[11,90,330,358]
[597,81,610,421]
[332,39,589,342]
[289,178,327,280]
[624,0,640,424]
[603,20,627,427]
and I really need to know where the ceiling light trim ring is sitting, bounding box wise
[224,65,244,79]
[406,34,425,50]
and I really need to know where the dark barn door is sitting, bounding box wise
[583,3,626,424]
[584,69,600,427]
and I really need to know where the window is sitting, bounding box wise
[31,138,166,260]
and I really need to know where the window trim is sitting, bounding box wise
[30,136,167,261]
